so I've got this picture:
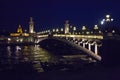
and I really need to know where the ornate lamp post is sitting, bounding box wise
[101,15,114,33]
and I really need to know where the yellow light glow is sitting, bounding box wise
[53,34,103,39]
[10,33,21,36]
[17,25,23,33]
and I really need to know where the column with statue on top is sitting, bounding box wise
[64,20,70,34]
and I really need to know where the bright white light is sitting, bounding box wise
[106,19,110,22]
[101,21,104,25]
[111,18,114,21]
[61,28,63,31]
[106,15,110,18]
[8,38,11,41]
[112,30,115,33]
[103,19,105,21]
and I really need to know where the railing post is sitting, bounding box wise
[83,43,85,48]
[88,43,91,51]
[95,44,98,55]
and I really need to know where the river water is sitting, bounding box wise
[0,44,92,73]
[0,45,56,72]
[1,40,120,80]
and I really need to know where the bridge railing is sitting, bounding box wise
[53,34,103,39]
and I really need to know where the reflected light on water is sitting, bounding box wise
[5,45,58,72]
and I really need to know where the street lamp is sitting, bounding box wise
[82,26,86,34]
[61,28,63,32]
[53,29,55,32]
[82,26,86,30]
[56,28,59,32]
[106,15,110,18]
[73,26,76,34]
[101,15,113,25]
[94,25,98,30]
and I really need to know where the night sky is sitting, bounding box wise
[0,0,120,32]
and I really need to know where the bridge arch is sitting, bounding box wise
[37,37,102,61]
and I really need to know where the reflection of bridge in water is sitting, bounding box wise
[35,34,103,62]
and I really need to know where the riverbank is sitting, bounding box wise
[0,65,120,80]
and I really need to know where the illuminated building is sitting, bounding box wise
[10,25,29,37]
[29,17,34,33]
[17,25,23,33]
[64,20,70,34]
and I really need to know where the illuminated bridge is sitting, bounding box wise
[7,15,119,64]
[34,15,116,63]
[35,34,103,62]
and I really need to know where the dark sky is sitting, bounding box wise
[0,0,120,32]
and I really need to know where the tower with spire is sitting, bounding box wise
[29,17,34,33]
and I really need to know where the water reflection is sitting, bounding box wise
[32,45,60,72]
[0,45,59,72]
[0,44,94,73]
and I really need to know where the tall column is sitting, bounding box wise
[64,20,69,34]
[29,17,34,33]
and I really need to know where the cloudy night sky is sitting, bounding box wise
[0,0,120,32]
